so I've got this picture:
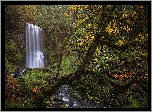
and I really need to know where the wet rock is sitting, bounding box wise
[12,67,29,78]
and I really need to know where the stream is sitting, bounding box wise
[52,84,106,108]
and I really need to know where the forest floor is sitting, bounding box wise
[5,65,148,108]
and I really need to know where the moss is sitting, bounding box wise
[59,53,80,76]
[5,100,34,108]
[60,104,68,108]
[128,95,140,108]
[5,33,25,73]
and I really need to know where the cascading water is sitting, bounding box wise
[26,23,45,68]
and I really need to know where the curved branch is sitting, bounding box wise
[82,70,148,94]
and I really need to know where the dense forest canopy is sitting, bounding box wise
[5,4,149,109]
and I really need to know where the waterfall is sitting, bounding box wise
[26,23,45,68]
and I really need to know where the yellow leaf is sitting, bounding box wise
[123,25,130,32]
[85,35,89,40]
[119,40,124,46]
[139,5,144,9]
[87,24,91,27]
[78,42,83,46]
[146,34,148,37]
[96,46,101,53]
[77,14,81,17]
[132,11,136,16]
[122,13,128,18]
[106,24,113,34]
[65,12,69,16]
[138,33,142,36]
[108,28,113,34]
[85,47,88,51]
[90,36,94,39]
